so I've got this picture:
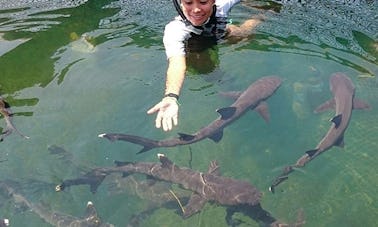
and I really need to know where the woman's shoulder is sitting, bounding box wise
[164,18,192,40]
[165,17,186,30]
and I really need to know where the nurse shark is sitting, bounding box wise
[0,180,113,227]
[56,153,304,226]
[270,72,371,192]
[99,76,282,154]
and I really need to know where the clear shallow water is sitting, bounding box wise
[0,0,377,226]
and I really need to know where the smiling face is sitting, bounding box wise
[181,0,215,26]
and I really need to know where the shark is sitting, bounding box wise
[98,76,282,154]
[0,180,114,227]
[0,98,29,141]
[269,72,371,192]
[56,153,298,226]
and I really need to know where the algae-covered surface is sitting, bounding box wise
[0,0,377,226]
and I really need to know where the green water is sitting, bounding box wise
[0,0,377,226]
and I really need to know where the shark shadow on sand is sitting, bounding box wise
[270,72,371,193]
[0,180,114,227]
[98,76,282,154]
[56,153,304,226]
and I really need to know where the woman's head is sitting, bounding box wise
[180,0,215,26]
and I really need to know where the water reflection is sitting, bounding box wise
[0,0,119,95]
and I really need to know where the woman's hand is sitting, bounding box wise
[147,97,179,131]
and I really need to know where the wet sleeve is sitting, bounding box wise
[216,0,241,17]
[163,20,191,59]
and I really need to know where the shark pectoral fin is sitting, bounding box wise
[352,98,371,110]
[255,101,270,123]
[182,193,208,218]
[178,133,195,141]
[334,135,345,148]
[137,146,153,154]
[208,130,223,142]
[89,174,107,194]
[207,160,221,175]
[305,149,318,157]
[218,91,242,100]
[114,160,133,177]
[216,107,237,120]
[330,114,342,128]
[314,99,335,113]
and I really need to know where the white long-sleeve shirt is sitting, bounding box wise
[163,0,241,59]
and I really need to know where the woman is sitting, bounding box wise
[147,0,261,131]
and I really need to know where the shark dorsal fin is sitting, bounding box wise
[331,114,342,128]
[216,107,237,120]
[208,130,223,142]
[306,149,318,157]
[178,133,195,141]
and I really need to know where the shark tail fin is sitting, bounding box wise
[99,133,158,154]
[269,166,293,193]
